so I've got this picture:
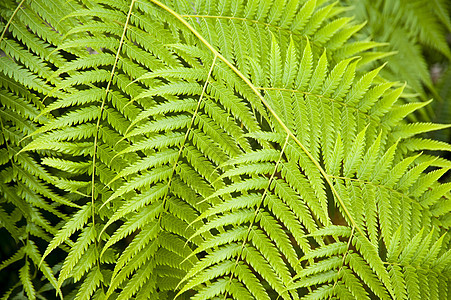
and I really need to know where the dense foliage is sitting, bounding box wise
[0,0,450,299]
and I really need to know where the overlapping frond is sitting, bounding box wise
[0,0,81,297]
[0,0,450,299]
[341,0,451,117]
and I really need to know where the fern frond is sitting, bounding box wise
[41,203,91,262]
[1,0,450,298]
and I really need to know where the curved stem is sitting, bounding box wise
[0,0,26,43]
[91,0,136,293]
[224,134,291,300]
[157,54,218,221]
[148,0,364,238]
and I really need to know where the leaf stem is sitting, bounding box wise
[148,0,365,238]
[225,134,291,300]
[0,0,26,44]
[91,0,136,293]
[158,54,218,219]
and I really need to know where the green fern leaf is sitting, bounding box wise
[1,0,450,298]
[19,260,36,300]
